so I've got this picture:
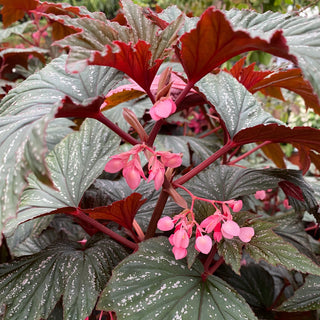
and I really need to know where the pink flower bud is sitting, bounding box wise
[195,235,212,254]
[255,190,266,200]
[230,200,243,212]
[122,158,145,189]
[157,216,174,231]
[239,227,255,243]
[283,199,292,209]
[172,246,187,260]
[221,220,240,239]
[213,223,223,243]
[148,157,165,190]
[149,97,176,121]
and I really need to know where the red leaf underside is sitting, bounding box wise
[83,193,147,232]
[179,8,297,85]
[234,124,320,153]
[88,40,162,93]
[55,96,104,119]
[0,0,39,27]
[279,181,304,201]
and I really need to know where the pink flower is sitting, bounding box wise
[200,213,221,233]
[148,156,165,190]
[239,227,255,242]
[122,157,146,189]
[229,200,243,212]
[149,97,176,121]
[255,190,266,200]
[171,229,189,248]
[221,220,240,239]
[157,216,174,231]
[172,246,187,260]
[104,152,131,173]
[158,151,182,168]
[195,235,212,254]
[283,199,292,209]
[213,223,222,242]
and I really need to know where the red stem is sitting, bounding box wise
[227,141,272,165]
[173,140,236,186]
[70,209,138,250]
[208,256,224,275]
[94,112,140,146]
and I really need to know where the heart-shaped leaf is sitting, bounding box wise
[196,72,281,139]
[5,118,120,233]
[218,212,320,275]
[0,234,128,320]
[97,236,257,320]
[0,55,123,240]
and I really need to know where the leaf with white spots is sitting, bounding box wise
[5,118,120,233]
[196,72,282,139]
[217,212,320,275]
[0,234,128,320]
[277,274,320,312]
[98,237,257,320]
[0,54,123,242]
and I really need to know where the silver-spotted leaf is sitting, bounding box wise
[0,54,123,242]
[277,274,320,312]
[97,236,257,320]
[196,72,281,139]
[0,235,128,320]
[5,118,120,233]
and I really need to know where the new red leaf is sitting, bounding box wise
[87,40,162,93]
[234,124,320,153]
[83,193,147,232]
[55,96,104,119]
[179,8,297,85]
[0,0,39,27]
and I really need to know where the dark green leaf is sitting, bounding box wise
[277,274,320,312]
[185,165,318,215]
[97,237,257,320]
[196,72,281,139]
[0,235,128,320]
[216,264,274,309]
[5,118,120,233]
[0,54,123,241]
[218,212,320,275]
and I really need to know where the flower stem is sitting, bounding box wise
[94,112,140,146]
[208,256,224,275]
[71,209,138,250]
[173,140,236,186]
[147,119,164,146]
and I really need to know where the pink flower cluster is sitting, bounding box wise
[157,199,255,260]
[104,144,182,190]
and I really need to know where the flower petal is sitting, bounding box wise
[239,227,255,243]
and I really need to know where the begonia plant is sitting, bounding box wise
[0,0,320,319]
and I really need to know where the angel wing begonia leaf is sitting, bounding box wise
[53,0,184,91]
[250,68,320,114]
[83,193,146,233]
[196,72,282,139]
[179,8,296,85]
[0,235,128,320]
[225,9,320,99]
[0,55,123,242]
[0,0,39,27]
[97,237,257,320]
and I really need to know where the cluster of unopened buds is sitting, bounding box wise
[104,143,182,190]
[157,198,255,260]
